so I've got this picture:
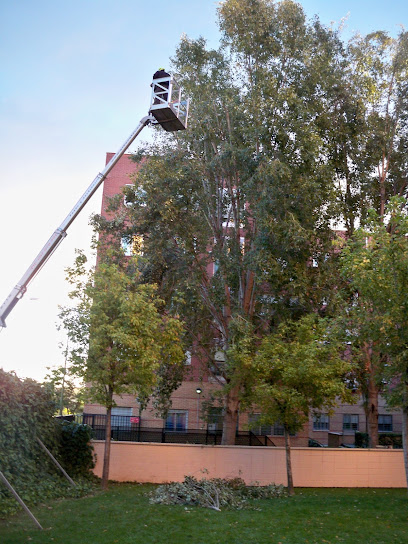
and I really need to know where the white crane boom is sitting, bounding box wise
[0,114,153,327]
[0,73,190,327]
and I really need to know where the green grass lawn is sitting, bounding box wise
[0,484,407,544]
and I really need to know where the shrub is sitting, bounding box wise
[379,433,402,449]
[57,421,95,477]
[355,432,369,448]
[0,369,94,518]
[149,476,287,511]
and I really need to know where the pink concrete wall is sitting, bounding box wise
[92,441,406,488]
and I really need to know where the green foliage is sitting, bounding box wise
[340,198,408,484]
[90,1,408,447]
[149,475,287,510]
[59,250,185,487]
[91,0,350,444]
[322,27,408,233]
[60,251,185,415]
[355,432,369,449]
[340,198,408,408]
[250,313,353,493]
[378,434,403,449]
[43,364,85,415]
[57,421,95,477]
[0,369,93,518]
[330,26,408,447]
[253,314,352,433]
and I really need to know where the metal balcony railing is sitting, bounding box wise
[76,413,275,446]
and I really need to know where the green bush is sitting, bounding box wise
[0,369,94,518]
[149,476,287,511]
[379,433,402,449]
[58,421,95,477]
[354,432,402,449]
[355,432,369,448]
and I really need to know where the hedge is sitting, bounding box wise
[0,369,94,517]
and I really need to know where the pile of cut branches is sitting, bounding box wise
[149,476,287,511]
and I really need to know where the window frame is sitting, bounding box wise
[207,407,224,432]
[249,415,294,436]
[343,414,359,432]
[313,413,330,431]
[184,350,192,365]
[165,410,188,432]
[378,414,393,432]
[111,407,132,430]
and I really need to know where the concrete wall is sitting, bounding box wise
[92,441,406,488]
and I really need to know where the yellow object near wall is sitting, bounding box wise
[92,441,405,488]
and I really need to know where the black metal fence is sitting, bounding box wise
[77,413,275,446]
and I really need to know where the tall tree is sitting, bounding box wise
[59,251,184,489]
[348,31,408,223]
[249,314,351,494]
[92,0,348,444]
[333,30,408,445]
[340,198,408,486]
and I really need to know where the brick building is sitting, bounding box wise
[83,153,402,448]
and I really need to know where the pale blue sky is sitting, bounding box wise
[0,0,407,381]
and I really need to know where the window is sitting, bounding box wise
[208,338,227,379]
[343,414,359,432]
[207,407,223,432]
[248,415,294,436]
[210,349,226,379]
[313,413,329,431]
[249,414,272,436]
[184,350,192,365]
[272,422,285,436]
[165,410,188,431]
[111,407,132,430]
[221,187,233,228]
[311,253,329,268]
[378,415,393,432]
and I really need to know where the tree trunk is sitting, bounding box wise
[284,428,294,496]
[378,155,389,222]
[363,343,379,448]
[221,385,240,445]
[402,388,408,492]
[367,371,379,448]
[102,405,112,490]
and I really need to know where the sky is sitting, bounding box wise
[0,0,407,382]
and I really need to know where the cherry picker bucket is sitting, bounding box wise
[149,75,189,132]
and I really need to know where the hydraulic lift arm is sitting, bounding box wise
[0,114,154,328]
[0,73,189,328]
